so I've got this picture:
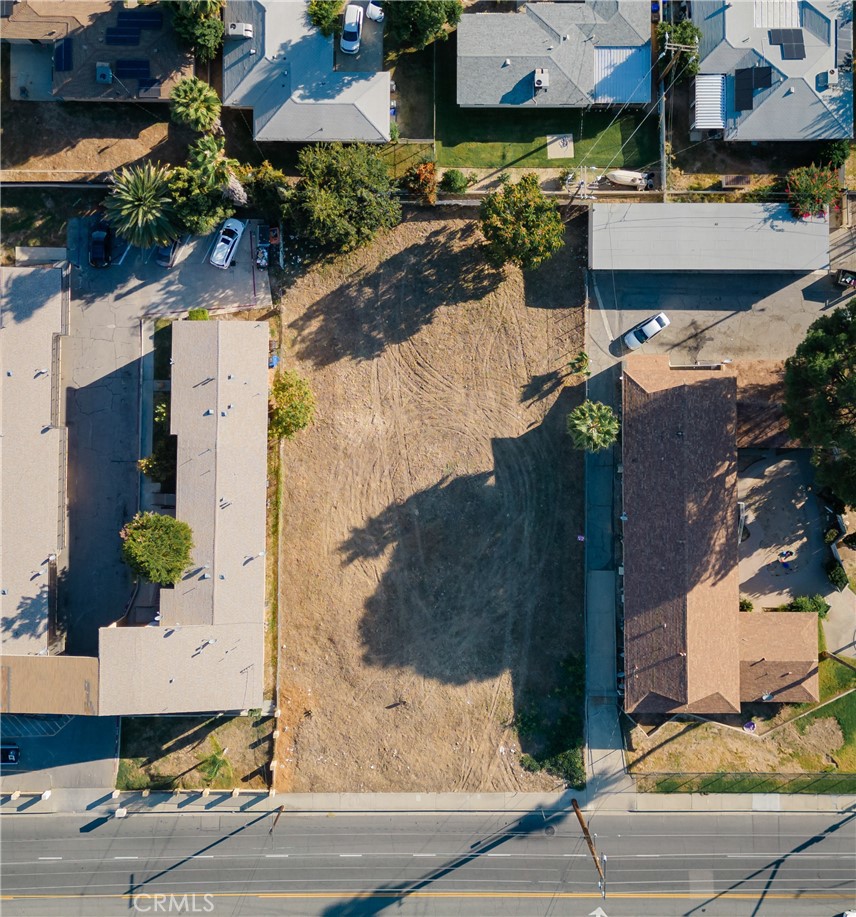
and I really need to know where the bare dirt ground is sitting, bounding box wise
[274,208,587,792]
[627,715,844,775]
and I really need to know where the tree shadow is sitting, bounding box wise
[287,214,504,367]
[341,389,586,765]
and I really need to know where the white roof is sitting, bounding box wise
[589,203,830,272]
[694,73,726,129]
[0,267,65,655]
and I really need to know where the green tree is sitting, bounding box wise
[242,160,289,218]
[170,76,222,133]
[566,400,620,452]
[168,166,235,236]
[172,2,224,63]
[307,0,344,36]
[786,163,839,218]
[283,143,401,252]
[188,135,247,204]
[269,370,316,439]
[821,139,851,170]
[104,162,177,249]
[656,19,702,79]
[119,512,193,585]
[784,301,856,506]
[387,0,462,49]
[479,173,564,270]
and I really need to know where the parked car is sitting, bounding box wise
[623,312,671,350]
[89,221,113,268]
[366,1,384,22]
[340,4,364,54]
[0,745,20,766]
[155,239,179,268]
[209,219,245,270]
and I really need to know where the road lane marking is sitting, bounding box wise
[114,857,138,861]
[265,855,289,858]
[412,854,435,857]
[38,858,62,861]
[339,854,362,858]
[486,854,510,857]
[191,855,214,859]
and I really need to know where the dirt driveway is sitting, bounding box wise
[276,209,586,792]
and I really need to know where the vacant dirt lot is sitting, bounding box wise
[275,209,586,792]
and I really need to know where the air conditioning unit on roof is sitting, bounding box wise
[828,68,839,86]
[534,67,550,91]
[227,22,254,39]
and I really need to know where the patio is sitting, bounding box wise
[738,452,855,656]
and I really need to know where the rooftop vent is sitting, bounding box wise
[534,67,549,92]
[227,21,254,39]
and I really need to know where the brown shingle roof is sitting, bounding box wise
[739,612,819,703]
[1,655,99,715]
[735,361,795,449]
[622,356,742,715]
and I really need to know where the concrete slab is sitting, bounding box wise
[15,247,67,264]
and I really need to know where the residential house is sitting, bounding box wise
[620,355,818,717]
[0,1,192,102]
[222,0,390,142]
[589,203,830,272]
[691,0,853,140]
[457,1,652,108]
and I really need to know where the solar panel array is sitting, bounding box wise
[116,10,163,30]
[115,59,151,80]
[734,66,772,112]
[105,28,140,46]
[768,28,806,61]
[53,37,73,72]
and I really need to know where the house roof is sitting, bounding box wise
[739,612,819,703]
[0,267,65,656]
[622,356,742,715]
[0,0,97,40]
[222,0,390,142]
[588,203,830,272]
[98,320,270,716]
[735,360,795,449]
[693,0,853,140]
[0,655,99,715]
[457,1,652,107]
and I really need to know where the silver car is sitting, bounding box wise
[209,219,245,270]
[623,312,670,350]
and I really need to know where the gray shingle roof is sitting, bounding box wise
[457,1,651,107]
[694,0,853,140]
[223,0,390,142]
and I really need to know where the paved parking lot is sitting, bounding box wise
[589,270,843,366]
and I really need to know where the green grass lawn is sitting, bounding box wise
[435,37,659,170]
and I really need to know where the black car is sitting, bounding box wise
[1,745,21,766]
[155,238,179,268]
[89,220,113,268]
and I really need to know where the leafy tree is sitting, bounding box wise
[387,0,462,50]
[283,143,401,252]
[269,369,315,439]
[439,168,471,194]
[403,160,437,204]
[242,160,289,218]
[479,173,564,270]
[170,76,222,133]
[786,163,839,218]
[168,166,235,236]
[307,0,344,36]
[188,135,247,204]
[104,162,178,249]
[656,19,702,79]
[821,139,852,170]
[784,301,856,506]
[120,512,193,585]
[566,400,620,452]
[172,1,224,63]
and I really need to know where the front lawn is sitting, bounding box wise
[435,36,659,170]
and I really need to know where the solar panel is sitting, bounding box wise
[54,37,73,72]
[755,66,772,89]
[105,28,141,46]
[769,29,785,44]
[115,59,151,79]
[781,43,806,60]
[117,10,163,29]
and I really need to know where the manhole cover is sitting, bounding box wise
[544,825,556,837]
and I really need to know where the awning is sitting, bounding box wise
[694,74,726,129]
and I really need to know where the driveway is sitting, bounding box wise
[589,270,839,365]
[334,1,384,73]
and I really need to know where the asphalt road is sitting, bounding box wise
[2,810,854,916]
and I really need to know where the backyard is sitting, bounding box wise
[435,37,659,171]
[274,207,587,793]
[117,714,275,791]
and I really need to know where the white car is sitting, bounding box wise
[340,4,363,54]
[209,218,244,270]
[623,312,671,350]
[366,1,384,22]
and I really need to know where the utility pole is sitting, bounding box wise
[572,799,606,896]
[269,804,284,835]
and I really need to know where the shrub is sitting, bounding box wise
[827,559,850,591]
[567,351,591,377]
[389,122,400,144]
[119,512,193,585]
[739,597,754,612]
[789,594,830,619]
[439,168,470,194]
[187,308,209,321]
[542,747,585,788]
[519,754,542,773]
[173,9,224,63]
[786,163,840,219]
[403,160,437,204]
[825,527,841,544]
[821,139,851,170]
[269,369,315,439]
[307,0,344,36]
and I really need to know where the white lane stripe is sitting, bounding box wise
[412,854,435,857]
[487,853,510,857]
[38,857,62,861]
[114,857,138,860]
[191,855,214,859]
[265,855,289,858]
[339,854,362,858]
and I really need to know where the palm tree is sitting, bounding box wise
[188,135,247,204]
[170,76,222,133]
[567,400,620,452]
[104,163,177,249]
